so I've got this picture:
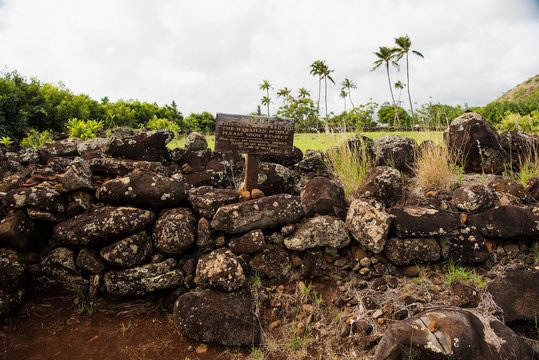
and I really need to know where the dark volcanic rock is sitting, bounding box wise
[373,135,416,172]
[0,248,26,319]
[13,146,41,164]
[250,244,290,279]
[488,269,539,325]
[229,229,266,254]
[88,158,165,176]
[103,258,183,296]
[39,247,89,292]
[301,176,346,217]
[0,211,44,249]
[61,160,93,192]
[345,199,393,254]
[527,177,539,201]
[444,112,509,173]
[374,309,535,360]
[468,205,539,240]
[97,169,188,209]
[152,208,196,255]
[439,227,489,264]
[53,206,156,246]
[184,132,208,151]
[197,217,215,254]
[211,194,303,234]
[188,186,239,219]
[499,130,536,163]
[260,146,303,166]
[357,166,402,207]
[195,248,246,291]
[385,236,440,266]
[252,162,292,196]
[107,129,174,162]
[4,186,65,213]
[99,231,153,268]
[0,160,24,179]
[173,289,260,346]
[488,178,533,204]
[77,137,111,158]
[40,137,83,160]
[389,206,461,238]
[75,248,106,274]
[451,184,494,213]
[297,150,325,172]
[284,216,350,251]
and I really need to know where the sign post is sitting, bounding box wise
[215,113,295,192]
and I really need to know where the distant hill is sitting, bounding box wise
[495,74,539,102]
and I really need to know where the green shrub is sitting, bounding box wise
[20,129,53,148]
[146,115,180,134]
[497,111,539,133]
[0,136,13,147]
[66,118,104,140]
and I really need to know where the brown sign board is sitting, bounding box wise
[214,113,295,155]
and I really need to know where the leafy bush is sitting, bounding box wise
[496,111,539,133]
[20,129,53,148]
[0,136,13,147]
[146,115,180,134]
[66,118,103,140]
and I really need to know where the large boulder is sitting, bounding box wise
[499,130,536,164]
[488,178,534,204]
[248,162,292,196]
[99,231,153,268]
[0,211,45,249]
[184,132,208,151]
[12,146,41,165]
[97,169,188,209]
[173,289,260,346]
[103,258,183,296]
[4,186,65,213]
[195,249,246,292]
[152,208,196,255]
[301,176,346,217]
[444,112,509,173]
[373,135,416,172]
[53,206,156,246]
[87,158,165,176]
[439,227,489,264]
[284,216,350,251]
[297,150,325,172]
[345,199,393,254]
[107,129,174,162]
[61,160,93,192]
[374,309,535,360]
[389,206,461,238]
[75,248,106,274]
[250,244,290,279]
[488,269,539,325]
[77,137,111,158]
[468,205,539,240]
[0,248,26,319]
[39,247,89,292]
[259,146,303,166]
[385,236,440,266]
[451,184,494,213]
[188,186,239,218]
[228,229,266,254]
[211,194,304,234]
[357,166,402,207]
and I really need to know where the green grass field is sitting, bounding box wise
[168,131,443,153]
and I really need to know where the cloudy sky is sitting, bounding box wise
[1,0,538,117]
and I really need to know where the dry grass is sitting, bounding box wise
[325,143,372,201]
[413,143,460,191]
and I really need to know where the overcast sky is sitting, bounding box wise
[1,0,538,117]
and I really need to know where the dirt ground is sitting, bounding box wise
[0,290,249,360]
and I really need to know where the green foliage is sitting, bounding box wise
[445,259,486,289]
[251,272,262,289]
[0,136,13,147]
[276,97,320,131]
[183,112,215,133]
[20,129,53,148]
[378,102,412,126]
[416,102,466,127]
[496,111,539,133]
[328,102,379,130]
[66,118,104,140]
[146,115,180,134]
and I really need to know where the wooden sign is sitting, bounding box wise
[215,113,295,156]
[214,113,295,192]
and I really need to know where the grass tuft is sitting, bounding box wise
[413,142,460,191]
[445,259,486,289]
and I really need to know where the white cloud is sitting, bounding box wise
[0,0,538,117]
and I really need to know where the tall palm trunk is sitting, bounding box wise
[324,77,329,133]
[317,77,322,115]
[405,52,415,127]
[266,88,270,116]
[348,90,355,109]
[385,63,399,126]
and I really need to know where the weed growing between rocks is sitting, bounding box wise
[413,141,460,191]
[444,259,486,289]
[325,142,372,201]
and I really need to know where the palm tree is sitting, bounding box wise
[394,35,424,124]
[320,62,335,120]
[340,78,357,109]
[259,80,272,116]
[277,87,292,106]
[298,87,311,99]
[372,46,400,125]
[339,89,348,112]
[309,60,325,114]
[394,80,405,103]
[260,96,271,116]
